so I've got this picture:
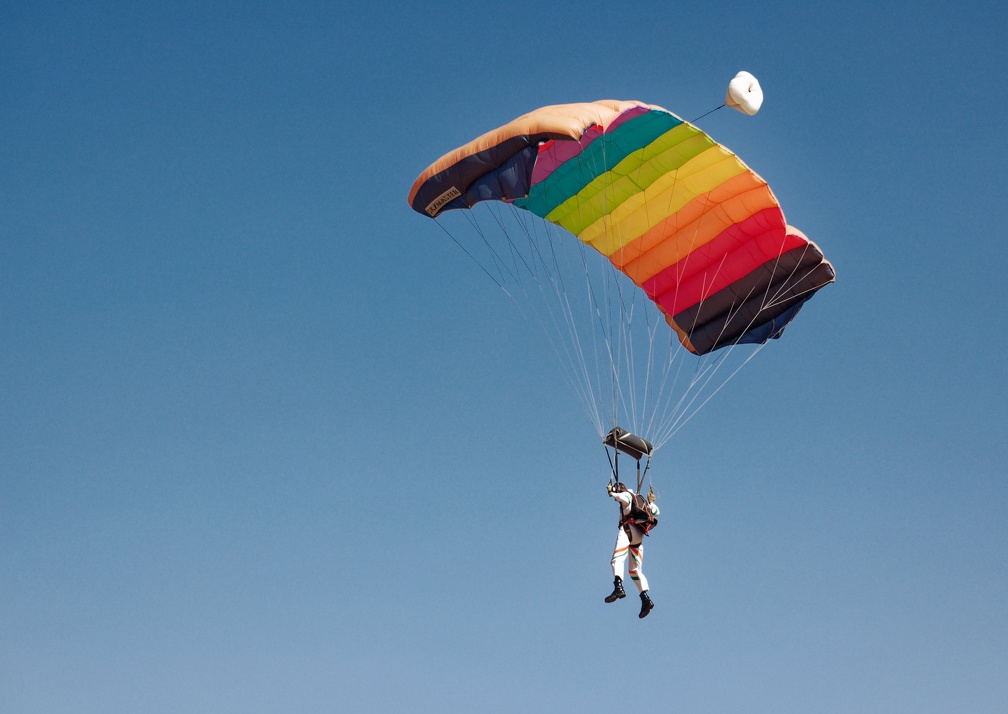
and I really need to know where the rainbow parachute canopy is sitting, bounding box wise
[408,100,834,356]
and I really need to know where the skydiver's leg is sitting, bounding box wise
[627,536,649,594]
[611,528,630,579]
[606,528,630,602]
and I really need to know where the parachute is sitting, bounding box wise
[408,77,834,456]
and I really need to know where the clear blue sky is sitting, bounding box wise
[3,2,1007,712]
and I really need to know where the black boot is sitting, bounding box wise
[639,590,654,619]
[605,576,626,603]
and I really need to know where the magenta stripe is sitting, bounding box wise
[529,104,651,185]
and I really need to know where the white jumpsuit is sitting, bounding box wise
[610,489,659,594]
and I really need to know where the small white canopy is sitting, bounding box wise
[726,71,763,116]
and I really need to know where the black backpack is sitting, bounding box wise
[621,492,658,536]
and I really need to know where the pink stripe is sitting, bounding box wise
[606,103,651,131]
[530,105,651,185]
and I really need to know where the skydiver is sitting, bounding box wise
[604,481,659,619]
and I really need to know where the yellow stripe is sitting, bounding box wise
[543,123,704,230]
[572,145,748,255]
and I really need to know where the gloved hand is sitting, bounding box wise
[607,481,614,495]
[647,486,655,504]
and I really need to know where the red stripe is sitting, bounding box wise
[644,209,806,315]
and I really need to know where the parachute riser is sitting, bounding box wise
[636,456,651,495]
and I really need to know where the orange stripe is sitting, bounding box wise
[601,171,762,267]
[621,184,779,285]
[607,175,775,285]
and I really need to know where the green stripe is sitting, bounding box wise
[548,126,715,236]
[515,109,683,218]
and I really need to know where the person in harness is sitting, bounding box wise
[605,480,659,618]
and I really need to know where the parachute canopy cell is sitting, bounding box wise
[408,100,834,356]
